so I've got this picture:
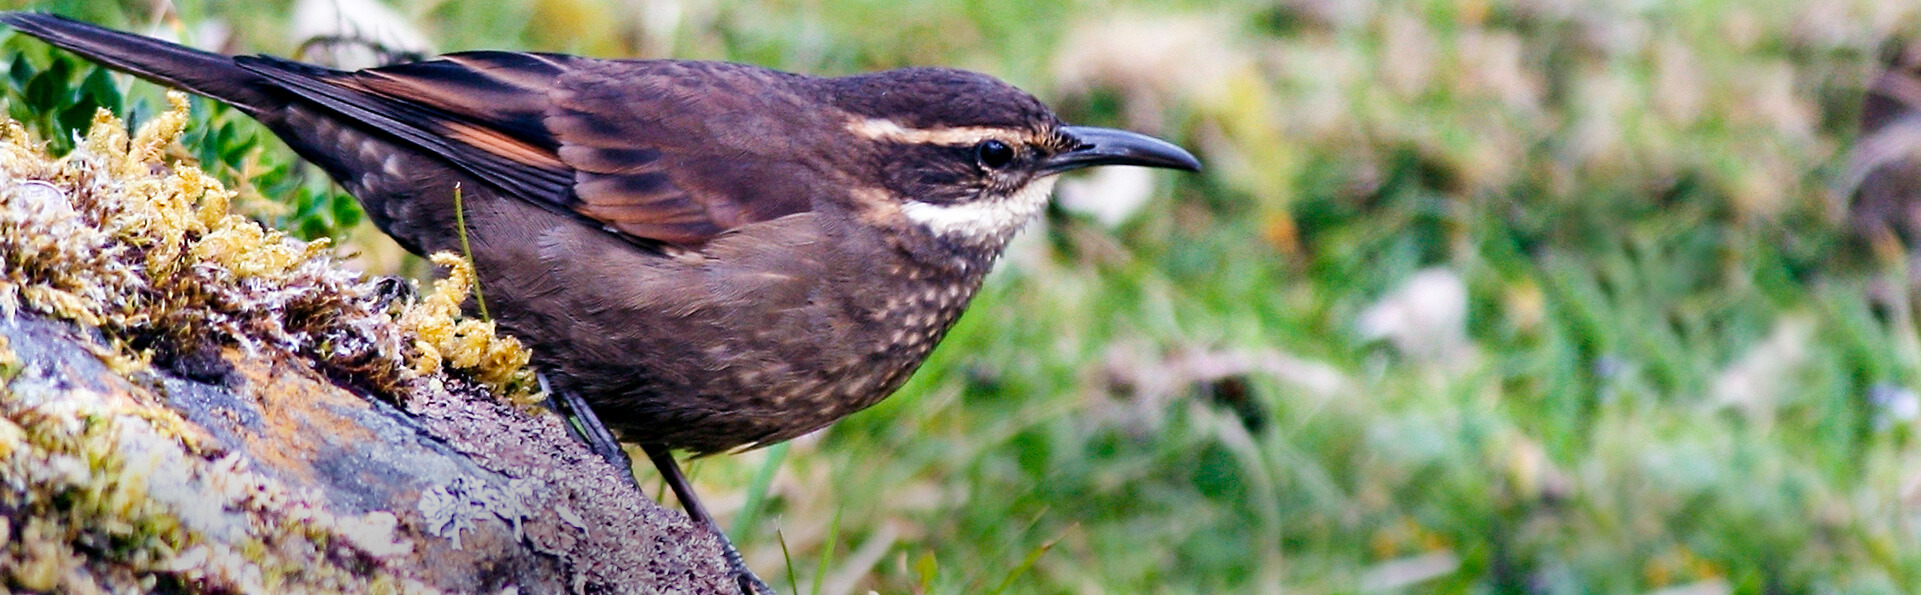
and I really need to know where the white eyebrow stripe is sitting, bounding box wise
[846,118,1017,145]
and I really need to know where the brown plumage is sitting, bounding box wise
[2,12,1199,592]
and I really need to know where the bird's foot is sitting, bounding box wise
[542,377,770,593]
[714,529,775,595]
[642,444,777,594]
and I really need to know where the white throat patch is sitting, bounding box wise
[901,176,1059,243]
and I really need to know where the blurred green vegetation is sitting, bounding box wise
[8,0,1921,592]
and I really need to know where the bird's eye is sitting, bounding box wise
[975,139,1015,170]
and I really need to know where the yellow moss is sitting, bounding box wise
[0,89,549,590]
[128,94,190,173]
[128,405,208,455]
[87,339,153,378]
[0,332,16,369]
[1,90,542,397]
[395,253,539,404]
[13,517,75,591]
[0,415,24,462]
[20,285,102,327]
[192,217,291,277]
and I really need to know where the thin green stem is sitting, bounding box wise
[452,183,490,320]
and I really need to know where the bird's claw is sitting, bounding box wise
[721,536,775,595]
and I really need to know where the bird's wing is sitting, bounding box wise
[235,51,818,247]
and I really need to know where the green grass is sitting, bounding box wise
[9,0,1921,592]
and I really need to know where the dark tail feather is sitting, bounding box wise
[1,12,276,112]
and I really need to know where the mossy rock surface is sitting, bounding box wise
[0,94,735,593]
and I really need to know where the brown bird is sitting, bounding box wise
[2,12,1199,593]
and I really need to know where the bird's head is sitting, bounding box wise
[820,68,1200,252]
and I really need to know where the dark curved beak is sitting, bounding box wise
[1041,126,1202,175]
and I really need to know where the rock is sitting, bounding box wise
[0,308,737,593]
[0,91,739,593]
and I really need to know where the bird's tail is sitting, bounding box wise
[2,12,277,113]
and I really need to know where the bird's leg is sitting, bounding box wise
[539,373,640,486]
[643,444,775,595]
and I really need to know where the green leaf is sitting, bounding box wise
[217,122,249,166]
[811,505,842,595]
[23,58,71,114]
[76,66,120,113]
[984,526,1068,595]
[914,552,939,593]
[331,192,363,228]
[8,54,34,90]
[57,98,97,137]
[731,441,788,537]
[299,217,328,240]
[778,529,799,595]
